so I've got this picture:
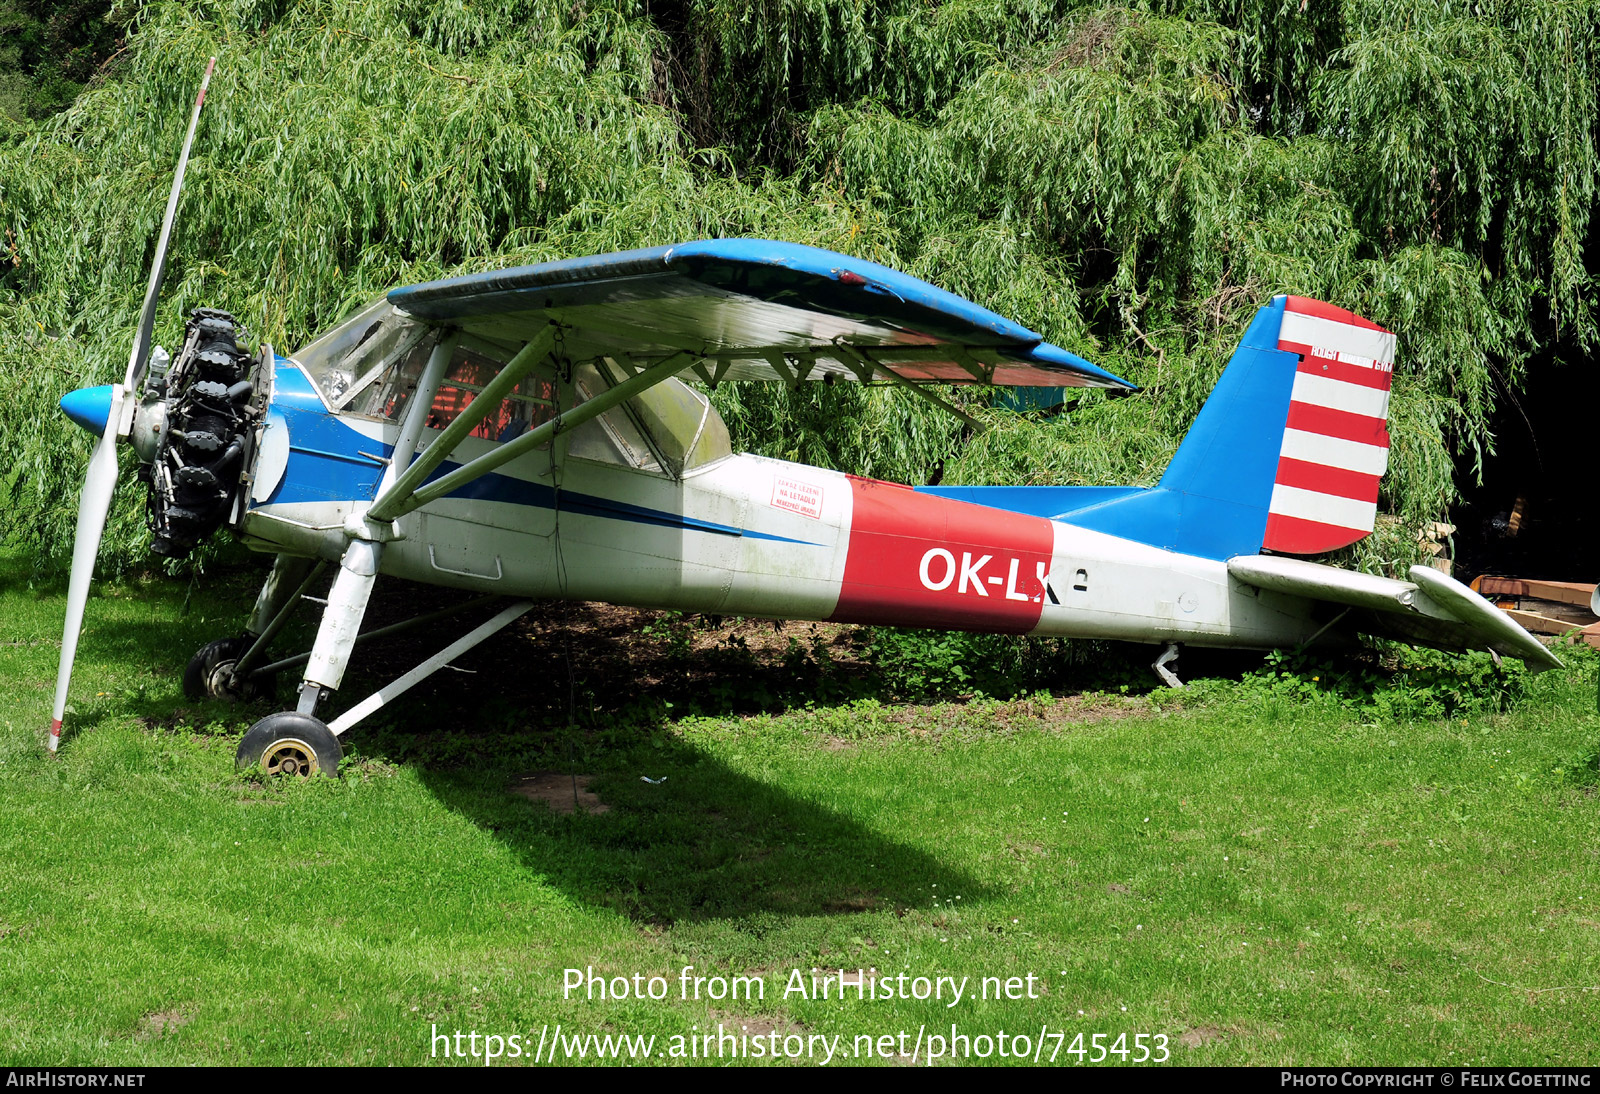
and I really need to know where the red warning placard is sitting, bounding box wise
[772,475,825,519]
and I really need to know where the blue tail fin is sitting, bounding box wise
[920,296,1396,560]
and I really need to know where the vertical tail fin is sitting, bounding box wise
[1260,297,1395,553]
[1058,295,1395,559]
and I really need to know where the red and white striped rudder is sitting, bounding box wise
[1264,296,1395,555]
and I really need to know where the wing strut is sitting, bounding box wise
[375,350,693,521]
[367,325,555,523]
[327,601,537,735]
[381,331,459,491]
[831,341,987,433]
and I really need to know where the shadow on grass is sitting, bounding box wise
[302,588,997,925]
[25,562,990,925]
[402,737,991,926]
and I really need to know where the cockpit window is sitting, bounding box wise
[298,308,734,474]
[341,334,437,421]
[295,300,430,408]
[565,358,732,477]
[426,346,557,441]
[566,362,663,472]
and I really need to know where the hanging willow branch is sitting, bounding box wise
[0,0,1595,578]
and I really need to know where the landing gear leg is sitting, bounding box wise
[185,554,324,702]
[1153,641,1184,689]
[298,540,382,714]
[246,554,319,638]
[235,541,379,776]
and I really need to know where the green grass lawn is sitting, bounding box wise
[2,552,1598,1066]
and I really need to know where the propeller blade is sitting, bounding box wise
[51,57,215,750]
[126,55,216,394]
[48,390,126,752]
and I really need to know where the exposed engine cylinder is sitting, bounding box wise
[140,309,263,557]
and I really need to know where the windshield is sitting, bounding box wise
[294,300,430,408]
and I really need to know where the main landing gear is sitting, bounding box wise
[189,550,534,777]
[183,636,275,702]
[236,711,342,776]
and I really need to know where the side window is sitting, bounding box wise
[426,346,557,442]
[564,358,733,476]
[565,362,662,472]
[337,336,557,445]
[315,328,736,474]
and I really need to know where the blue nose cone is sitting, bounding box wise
[60,384,116,436]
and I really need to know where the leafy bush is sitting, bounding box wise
[1222,644,1531,721]
[861,626,1098,700]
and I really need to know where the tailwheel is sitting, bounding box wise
[236,711,342,777]
[184,636,274,702]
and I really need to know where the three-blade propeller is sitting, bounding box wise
[49,57,217,753]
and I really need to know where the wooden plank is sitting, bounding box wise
[1501,608,1591,636]
[1472,575,1596,606]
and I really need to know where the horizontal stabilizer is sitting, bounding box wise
[1229,555,1560,670]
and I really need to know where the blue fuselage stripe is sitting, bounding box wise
[262,365,819,545]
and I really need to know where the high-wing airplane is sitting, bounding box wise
[47,69,1558,777]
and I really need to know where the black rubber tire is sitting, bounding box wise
[236,712,342,777]
[183,636,274,702]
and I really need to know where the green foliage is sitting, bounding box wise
[0,0,120,121]
[2,0,1597,575]
[862,625,1097,699]
[1206,643,1531,721]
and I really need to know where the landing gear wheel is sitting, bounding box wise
[236,712,342,777]
[183,636,274,702]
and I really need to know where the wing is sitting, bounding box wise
[387,239,1134,391]
[1229,555,1561,670]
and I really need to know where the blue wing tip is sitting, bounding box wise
[1025,341,1137,390]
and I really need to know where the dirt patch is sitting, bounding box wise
[1177,1024,1226,1048]
[821,891,879,913]
[1107,882,1131,894]
[711,1010,803,1038]
[1037,693,1149,727]
[135,1010,191,1040]
[820,737,856,752]
[512,772,610,815]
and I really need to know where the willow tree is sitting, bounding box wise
[1,0,1595,575]
[0,0,906,568]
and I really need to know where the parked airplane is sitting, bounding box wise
[47,72,1557,777]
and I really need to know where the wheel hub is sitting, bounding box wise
[261,738,317,777]
[206,660,242,699]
